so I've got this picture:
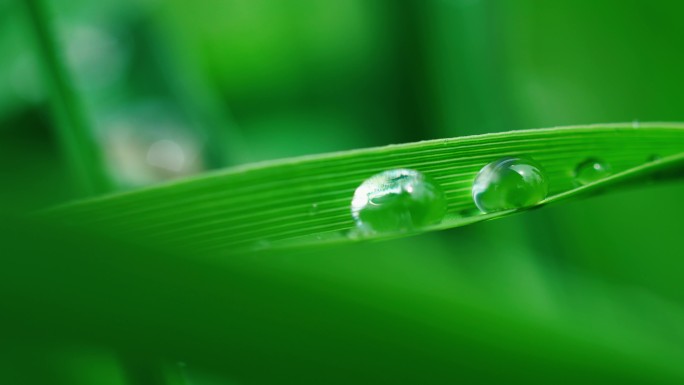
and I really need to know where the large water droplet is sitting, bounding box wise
[574,158,612,185]
[472,157,548,213]
[351,169,447,234]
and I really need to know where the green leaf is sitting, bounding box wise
[4,218,684,384]
[43,123,684,253]
[24,0,112,196]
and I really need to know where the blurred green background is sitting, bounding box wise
[2,0,684,383]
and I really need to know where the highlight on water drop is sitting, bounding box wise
[472,157,548,213]
[574,158,612,185]
[351,169,447,235]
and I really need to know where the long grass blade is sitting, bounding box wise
[43,123,684,252]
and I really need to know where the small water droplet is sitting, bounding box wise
[251,240,271,251]
[472,157,548,213]
[351,169,447,235]
[648,154,661,162]
[574,158,612,185]
[308,203,319,216]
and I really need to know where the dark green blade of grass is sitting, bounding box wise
[3,217,684,384]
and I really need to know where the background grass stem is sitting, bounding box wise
[24,0,112,197]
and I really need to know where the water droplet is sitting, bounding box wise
[308,203,319,216]
[251,240,271,251]
[351,169,447,234]
[648,154,661,162]
[574,158,612,185]
[472,157,548,213]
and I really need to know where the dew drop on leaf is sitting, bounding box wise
[351,169,447,235]
[574,158,612,185]
[472,157,548,213]
[308,203,319,216]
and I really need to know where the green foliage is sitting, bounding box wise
[44,123,684,252]
[3,0,684,384]
[5,216,684,384]
[25,0,112,196]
